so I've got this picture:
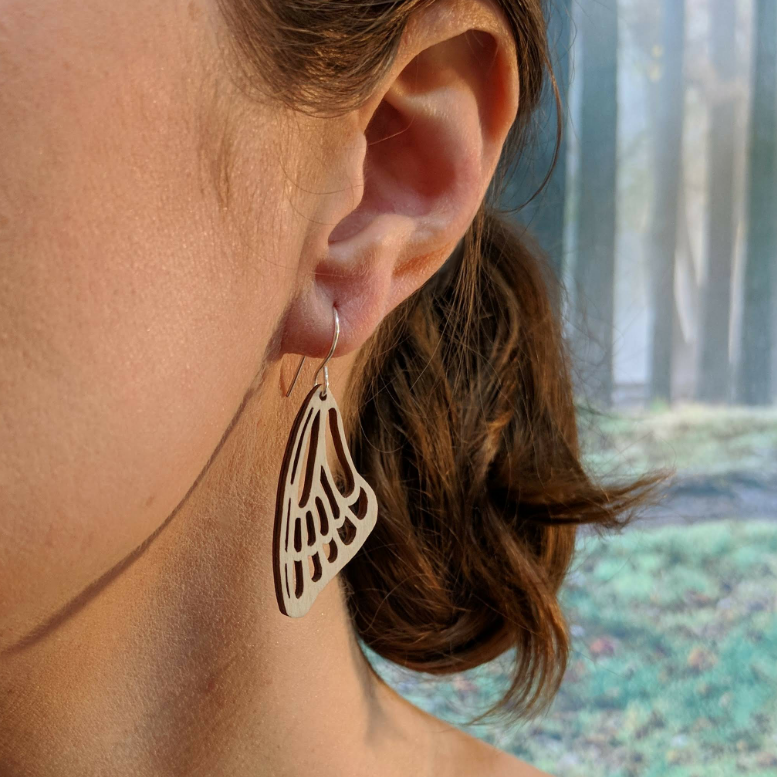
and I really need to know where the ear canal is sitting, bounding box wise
[272,383,378,618]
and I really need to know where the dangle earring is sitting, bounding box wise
[273,307,378,617]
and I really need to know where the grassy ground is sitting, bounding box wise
[368,519,777,776]
[578,403,777,480]
[367,407,777,776]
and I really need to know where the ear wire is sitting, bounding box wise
[285,307,340,399]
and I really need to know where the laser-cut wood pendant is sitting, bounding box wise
[273,383,378,617]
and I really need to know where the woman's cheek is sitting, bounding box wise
[0,0,293,642]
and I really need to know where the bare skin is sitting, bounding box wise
[0,0,553,774]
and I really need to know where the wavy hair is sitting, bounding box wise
[217,0,661,720]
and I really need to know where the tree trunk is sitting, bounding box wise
[697,0,738,403]
[647,0,686,404]
[737,0,777,405]
[572,0,619,407]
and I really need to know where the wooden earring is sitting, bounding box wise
[273,308,378,617]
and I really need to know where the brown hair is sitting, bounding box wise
[217,0,660,720]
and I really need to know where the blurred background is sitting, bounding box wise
[369,1,777,775]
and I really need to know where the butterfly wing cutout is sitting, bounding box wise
[273,384,378,617]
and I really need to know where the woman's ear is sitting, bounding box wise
[281,0,519,359]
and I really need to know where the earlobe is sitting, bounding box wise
[281,0,519,362]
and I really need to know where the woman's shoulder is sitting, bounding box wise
[445,727,556,777]
[374,680,555,777]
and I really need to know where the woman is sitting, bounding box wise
[0,0,651,774]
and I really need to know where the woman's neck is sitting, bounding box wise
[0,368,435,777]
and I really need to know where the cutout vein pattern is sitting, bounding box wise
[273,384,379,617]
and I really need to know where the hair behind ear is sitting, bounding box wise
[215,0,661,722]
[341,204,661,721]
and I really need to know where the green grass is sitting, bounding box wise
[578,403,777,479]
[367,519,777,776]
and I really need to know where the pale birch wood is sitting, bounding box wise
[273,383,378,617]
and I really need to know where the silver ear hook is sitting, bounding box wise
[285,307,340,399]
